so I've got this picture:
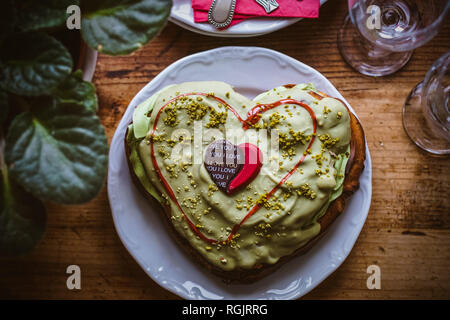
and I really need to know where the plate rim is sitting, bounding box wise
[107,46,372,300]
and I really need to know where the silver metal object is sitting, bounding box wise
[208,0,236,29]
[255,0,279,13]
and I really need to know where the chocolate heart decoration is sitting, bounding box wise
[204,140,263,194]
[149,92,317,244]
[204,140,243,193]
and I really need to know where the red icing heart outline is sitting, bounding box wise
[150,93,317,244]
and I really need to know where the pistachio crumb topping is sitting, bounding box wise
[296,184,317,200]
[180,161,192,171]
[157,146,169,159]
[161,193,169,205]
[267,112,282,128]
[323,106,332,115]
[278,129,312,159]
[208,184,218,196]
[206,109,227,128]
[165,164,177,178]
[254,223,272,238]
[319,133,340,149]
[166,138,177,147]
[149,133,165,142]
[312,150,327,167]
[163,106,179,127]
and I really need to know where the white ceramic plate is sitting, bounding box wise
[108,46,372,300]
[169,0,328,37]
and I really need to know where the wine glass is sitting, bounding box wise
[403,51,450,155]
[338,0,450,76]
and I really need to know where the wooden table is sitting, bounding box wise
[1,1,449,299]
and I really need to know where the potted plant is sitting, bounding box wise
[0,0,173,255]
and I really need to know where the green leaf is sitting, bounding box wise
[0,90,8,125]
[53,70,98,112]
[13,0,80,32]
[81,0,172,55]
[0,32,73,96]
[0,164,46,256]
[5,100,108,204]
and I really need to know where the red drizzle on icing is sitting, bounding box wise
[149,93,317,244]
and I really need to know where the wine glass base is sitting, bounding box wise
[338,14,413,77]
[403,82,450,155]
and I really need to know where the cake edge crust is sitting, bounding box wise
[124,88,367,283]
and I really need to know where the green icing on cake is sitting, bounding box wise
[126,81,352,271]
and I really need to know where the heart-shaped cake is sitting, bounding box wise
[125,81,366,282]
